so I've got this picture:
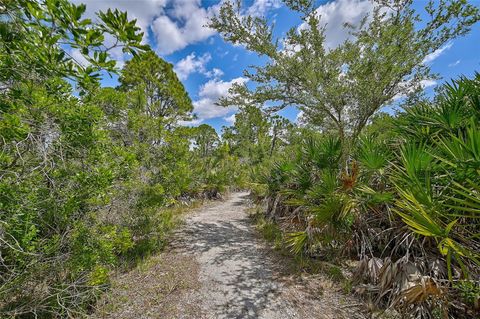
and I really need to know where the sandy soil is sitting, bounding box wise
[93,192,367,319]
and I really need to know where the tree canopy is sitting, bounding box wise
[210,0,480,144]
[119,51,193,124]
[0,0,147,91]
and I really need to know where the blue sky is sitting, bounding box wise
[75,0,480,132]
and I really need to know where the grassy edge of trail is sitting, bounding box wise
[88,194,229,318]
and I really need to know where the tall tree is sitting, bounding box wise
[269,114,294,157]
[191,124,220,158]
[119,51,193,124]
[210,0,480,146]
[222,105,291,164]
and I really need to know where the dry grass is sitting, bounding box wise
[91,253,201,319]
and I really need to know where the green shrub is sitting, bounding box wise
[256,216,283,247]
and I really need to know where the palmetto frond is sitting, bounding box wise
[357,135,391,172]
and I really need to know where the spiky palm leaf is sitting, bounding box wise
[285,231,308,255]
[357,135,391,171]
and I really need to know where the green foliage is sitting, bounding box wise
[392,75,480,284]
[212,2,480,316]
[211,0,480,145]
[325,265,345,282]
[0,1,238,317]
[192,124,220,158]
[119,51,193,123]
[285,231,309,255]
[454,280,480,308]
[356,135,391,172]
[248,74,480,317]
[1,0,147,91]
[2,0,480,317]
[255,215,283,248]
[221,104,294,187]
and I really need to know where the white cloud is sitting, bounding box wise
[72,0,218,55]
[217,49,229,58]
[193,77,248,120]
[152,0,219,55]
[420,79,437,88]
[178,118,204,126]
[448,59,461,67]
[151,0,282,55]
[174,53,225,80]
[223,113,236,125]
[423,42,453,64]
[301,0,374,49]
[174,53,211,80]
[73,0,282,57]
[393,79,437,101]
[205,68,224,79]
[152,15,187,53]
[247,0,282,17]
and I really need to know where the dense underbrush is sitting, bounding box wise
[249,75,480,318]
[0,1,242,317]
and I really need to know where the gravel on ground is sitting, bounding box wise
[92,192,367,319]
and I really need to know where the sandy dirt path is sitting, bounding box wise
[93,192,366,319]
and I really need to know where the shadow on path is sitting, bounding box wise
[174,194,288,318]
[92,193,367,319]
[170,192,366,319]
